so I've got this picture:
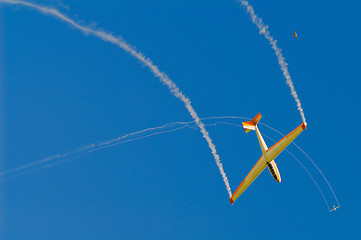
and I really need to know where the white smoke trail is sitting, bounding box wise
[237,0,307,124]
[0,0,232,196]
[86,124,190,154]
[0,153,70,177]
[0,121,190,178]
[0,116,338,211]
[0,119,250,179]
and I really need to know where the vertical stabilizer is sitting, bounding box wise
[242,113,262,133]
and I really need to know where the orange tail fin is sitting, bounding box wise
[242,113,262,133]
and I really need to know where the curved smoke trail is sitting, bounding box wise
[237,0,307,124]
[0,0,231,196]
[0,116,339,211]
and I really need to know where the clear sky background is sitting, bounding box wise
[1,0,360,239]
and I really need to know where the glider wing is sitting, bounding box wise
[230,155,268,205]
[266,122,306,161]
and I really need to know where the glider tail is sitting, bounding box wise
[242,113,262,133]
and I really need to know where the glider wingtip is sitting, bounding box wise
[229,197,234,205]
[302,122,307,130]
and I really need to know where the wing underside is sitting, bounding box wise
[230,156,268,204]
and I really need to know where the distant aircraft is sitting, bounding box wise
[230,113,307,205]
[292,30,298,39]
[331,205,340,212]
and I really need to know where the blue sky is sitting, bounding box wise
[1,0,360,239]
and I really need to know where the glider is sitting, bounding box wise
[292,30,298,39]
[331,205,340,212]
[230,113,307,205]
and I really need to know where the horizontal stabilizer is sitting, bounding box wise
[242,113,262,133]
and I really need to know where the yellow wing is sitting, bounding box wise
[230,155,268,204]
